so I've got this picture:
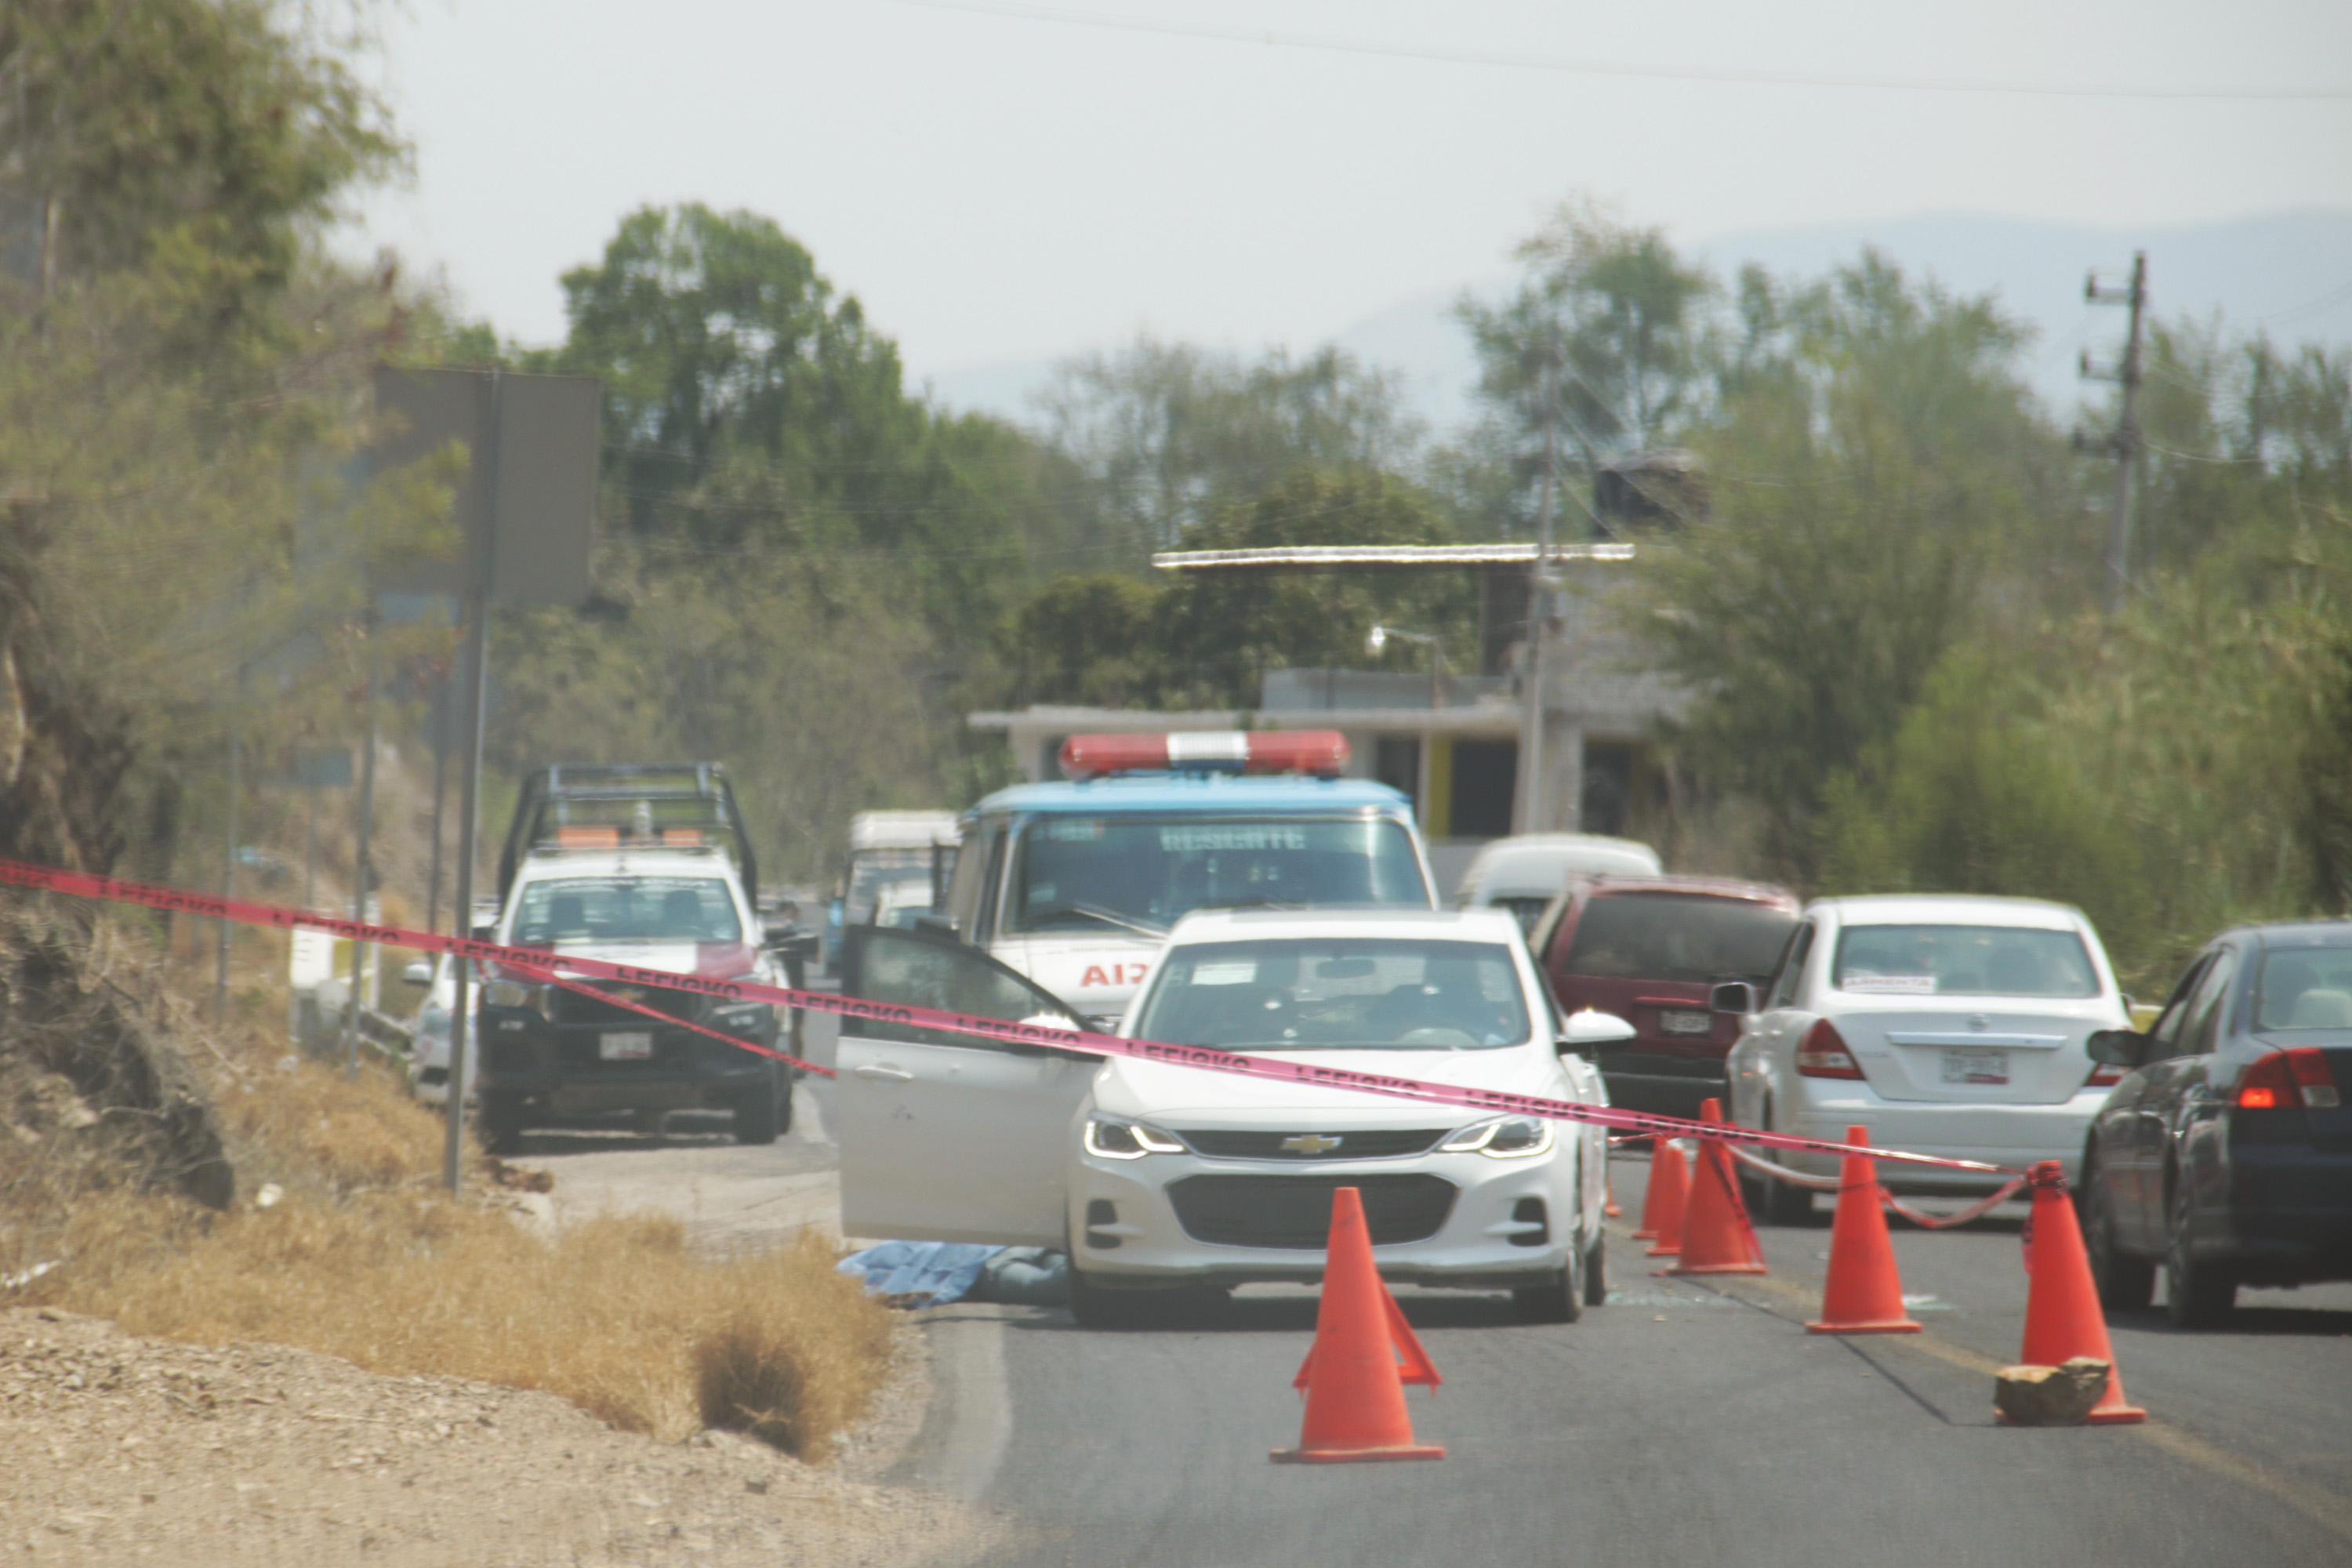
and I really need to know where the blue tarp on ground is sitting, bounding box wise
[837,1242,1069,1307]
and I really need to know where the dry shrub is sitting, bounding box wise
[1,926,894,1462]
[29,1195,893,1459]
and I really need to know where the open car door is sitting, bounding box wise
[835,926,1099,1246]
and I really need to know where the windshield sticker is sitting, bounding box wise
[1191,960,1257,987]
[1040,818,1104,842]
[1156,825,1309,853]
[1844,974,1936,993]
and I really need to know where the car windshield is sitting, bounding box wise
[1131,937,1530,1051]
[1559,895,1794,985]
[1833,924,2099,998]
[2253,948,2352,1030]
[1007,815,1428,935]
[845,852,938,924]
[509,876,742,945]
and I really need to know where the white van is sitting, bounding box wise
[1454,833,1662,935]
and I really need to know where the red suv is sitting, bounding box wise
[1533,876,1800,1117]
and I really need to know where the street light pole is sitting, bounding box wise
[1522,330,1561,834]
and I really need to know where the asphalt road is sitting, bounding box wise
[521,1010,2352,1566]
[888,1150,2352,1568]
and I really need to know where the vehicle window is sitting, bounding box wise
[1558,895,1795,986]
[1006,815,1428,935]
[1132,938,1530,1051]
[509,876,741,945]
[2252,948,2352,1030]
[2145,956,2209,1055]
[2178,949,2241,1057]
[1767,922,1817,1011]
[1831,924,2098,998]
[1494,896,1552,936]
[844,850,938,927]
[840,927,1075,1052]
[941,823,995,938]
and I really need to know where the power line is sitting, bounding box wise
[898,0,2352,103]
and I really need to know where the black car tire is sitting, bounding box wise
[2165,1176,2236,1329]
[2081,1149,2156,1312]
[1513,1239,1584,1324]
[1582,1232,1608,1308]
[732,1075,783,1145]
[479,1092,526,1156]
[1751,1099,1817,1226]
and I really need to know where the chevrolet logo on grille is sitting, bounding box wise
[608,986,648,1005]
[1280,1134,1344,1156]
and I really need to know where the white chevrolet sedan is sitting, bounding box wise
[1719,895,2131,1220]
[833,909,1622,1325]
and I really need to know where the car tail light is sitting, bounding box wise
[1058,731,1349,779]
[2237,1047,2342,1110]
[2086,1062,2128,1087]
[1796,1019,1864,1079]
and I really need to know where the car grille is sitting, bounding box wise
[1165,1174,1457,1249]
[1174,1128,1450,1161]
[555,983,702,1027]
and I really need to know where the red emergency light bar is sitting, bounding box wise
[1060,731,1351,781]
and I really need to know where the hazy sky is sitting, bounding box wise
[354,0,2352,380]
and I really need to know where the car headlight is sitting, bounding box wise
[1438,1115,1555,1159]
[712,999,769,1033]
[1083,1116,1188,1160]
[482,978,549,1016]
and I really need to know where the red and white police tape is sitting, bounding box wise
[0,855,2024,1178]
[1726,1144,2031,1227]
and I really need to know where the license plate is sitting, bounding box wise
[599,1031,654,1061]
[1943,1049,2009,1086]
[1659,1009,1713,1036]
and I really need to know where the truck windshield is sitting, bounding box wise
[510,876,742,945]
[1007,815,1428,935]
[1134,938,1530,1051]
[845,851,937,926]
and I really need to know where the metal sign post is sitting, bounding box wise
[375,365,597,1195]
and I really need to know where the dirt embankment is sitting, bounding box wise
[0,1305,990,1567]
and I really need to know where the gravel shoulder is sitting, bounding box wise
[0,1305,997,1567]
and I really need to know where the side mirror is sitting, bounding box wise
[401,960,433,987]
[1711,981,1759,1016]
[1559,1009,1636,1055]
[2085,1029,2145,1069]
[470,922,496,942]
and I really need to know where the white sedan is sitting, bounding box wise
[833,908,1622,1325]
[1718,895,2131,1221]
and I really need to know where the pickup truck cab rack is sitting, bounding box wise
[496,763,759,908]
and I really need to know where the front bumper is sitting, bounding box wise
[477,1008,778,1115]
[1777,1093,2101,1192]
[1067,1145,1579,1291]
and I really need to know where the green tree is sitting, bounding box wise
[1631,252,2059,881]
[1815,649,2142,956]
[1037,339,1422,562]
[1149,470,1467,709]
[1459,198,1713,536]
[1004,574,1163,707]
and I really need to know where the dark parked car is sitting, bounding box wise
[2080,921,2352,1327]
[1530,876,1801,1117]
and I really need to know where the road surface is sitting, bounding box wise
[517,1011,2352,1566]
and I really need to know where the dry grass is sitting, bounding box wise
[30,1198,891,1458]
[4,930,895,1461]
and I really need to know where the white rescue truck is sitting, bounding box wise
[933,731,1439,1025]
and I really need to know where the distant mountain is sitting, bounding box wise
[921,210,2352,435]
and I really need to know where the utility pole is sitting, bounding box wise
[1521,328,1561,833]
[2085,252,2148,612]
[343,604,381,1078]
[214,671,243,1024]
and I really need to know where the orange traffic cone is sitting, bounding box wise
[1664,1099,1767,1276]
[1639,1140,1690,1254]
[1605,1171,1623,1219]
[1807,1123,1922,1334]
[1271,1186,1446,1464]
[2004,1161,2145,1425]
